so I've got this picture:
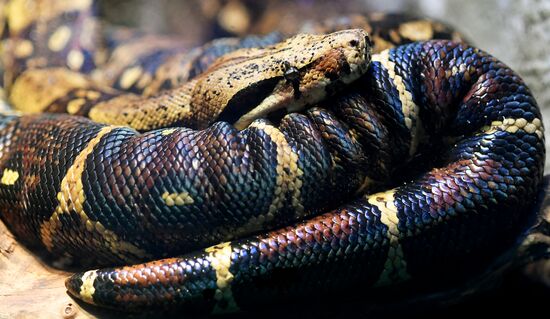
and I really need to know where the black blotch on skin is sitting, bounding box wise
[324,70,339,81]
[291,81,301,100]
[324,49,351,81]
[89,270,116,305]
[283,61,302,100]
[325,79,346,97]
[217,77,281,125]
[266,107,288,126]
[341,60,351,75]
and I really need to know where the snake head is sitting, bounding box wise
[205,29,372,130]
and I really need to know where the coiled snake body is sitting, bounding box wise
[0,0,545,314]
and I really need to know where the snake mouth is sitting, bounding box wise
[216,76,282,125]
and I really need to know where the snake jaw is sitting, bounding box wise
[230,29,372,129]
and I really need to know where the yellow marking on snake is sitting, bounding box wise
[67,49,85,70]
[79,270,98,304]
[161,191,194,206]
[161,128,178,136]
[14,40,33,58]
[481,117,544,139]
[372,51,421,155]
[40,126,149,260]
[136,72,153,89]
[205,242,239,314]
[85,91,101,100]
[371,35,395,52]
[1,169,19,185]
[250,122,304,222]
[67,98,86,114]
[398,20,434,41]
[5,0,93,34]
[10,68,91,113]
[367,189,410,286]
[48,25,72,52]
[388,30,401,43]
[119,66,143,90]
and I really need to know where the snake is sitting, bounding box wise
[0,0,546,315]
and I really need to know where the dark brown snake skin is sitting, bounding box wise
[0,0,545,314]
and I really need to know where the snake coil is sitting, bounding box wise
[0,0,545,314]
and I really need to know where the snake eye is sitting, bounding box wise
[282,61,302,99]
[283,61,300,83]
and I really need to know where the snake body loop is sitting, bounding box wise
[0,0,545,314]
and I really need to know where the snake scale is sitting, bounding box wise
[0,0,545,314]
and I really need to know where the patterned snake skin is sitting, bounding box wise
[0,0,545,314]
